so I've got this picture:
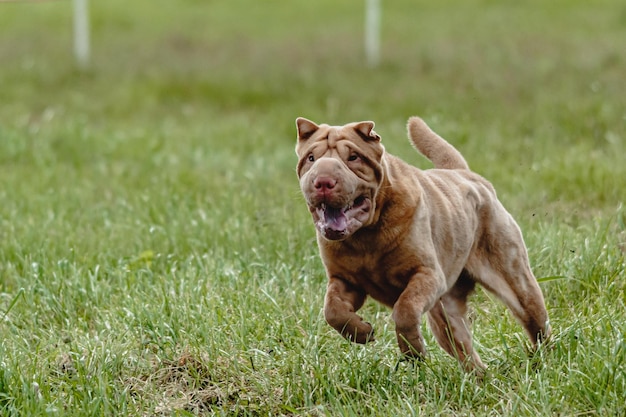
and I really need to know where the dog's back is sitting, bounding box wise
[407,117,469,170]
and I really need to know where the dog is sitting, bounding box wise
[295,116,550,372]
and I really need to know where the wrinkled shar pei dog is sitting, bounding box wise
[294,116,550,372]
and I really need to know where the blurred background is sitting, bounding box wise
[1,0,625,263]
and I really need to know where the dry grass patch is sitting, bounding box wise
[126,348,286,415]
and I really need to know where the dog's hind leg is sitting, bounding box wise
[468,216,551,348]
[428,270,486,372]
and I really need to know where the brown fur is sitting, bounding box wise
[295,116,550,372]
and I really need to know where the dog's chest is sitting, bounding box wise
[323,248,415,307]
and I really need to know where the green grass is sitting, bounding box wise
[1,0,625,415]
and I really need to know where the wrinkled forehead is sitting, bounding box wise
[297,123,369,153]
[322,124,352,148]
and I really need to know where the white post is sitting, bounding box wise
[365,0,381,67]
[73,0,90,69]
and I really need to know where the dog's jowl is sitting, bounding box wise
[295,116,550,372]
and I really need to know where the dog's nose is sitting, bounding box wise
[314,176,337,191]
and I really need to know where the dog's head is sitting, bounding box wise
[295,117,385,241]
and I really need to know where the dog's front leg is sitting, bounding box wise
[392,266,445,358]
[324,276,374,344]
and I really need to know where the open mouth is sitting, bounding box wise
[313,195,370,240]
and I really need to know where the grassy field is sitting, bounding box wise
[1,0,625,415]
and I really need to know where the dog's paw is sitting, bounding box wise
[396,331,427,359]
[341,321,374,344]
[349,322,375,344]
[400,347,426,362]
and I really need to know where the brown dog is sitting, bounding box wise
[295,116,550,372]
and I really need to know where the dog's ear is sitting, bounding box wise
[296,117,319,141]
[354,121,381,142]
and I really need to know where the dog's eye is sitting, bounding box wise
[347,154,360,162]
[307,154,315,162]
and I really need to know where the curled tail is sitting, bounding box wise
[407,117,469,170]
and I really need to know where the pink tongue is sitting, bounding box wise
[324,207,347,231]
